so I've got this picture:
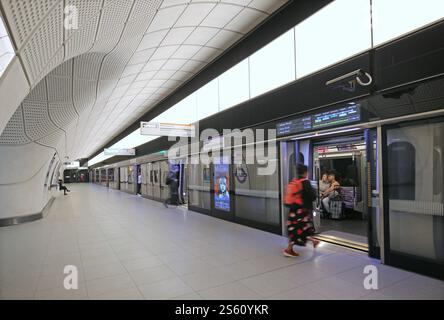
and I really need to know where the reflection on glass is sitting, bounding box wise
[387,121,444,263]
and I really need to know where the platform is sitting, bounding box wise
[0,184,443,300]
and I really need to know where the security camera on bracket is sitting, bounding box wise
[325,69,373,92]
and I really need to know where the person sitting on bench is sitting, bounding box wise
[58,179,70,195]
[321,171,340,215]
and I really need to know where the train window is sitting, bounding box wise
[387,141,416,200]
[154,171,159,184]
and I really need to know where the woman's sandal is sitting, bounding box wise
[312,239,320,249]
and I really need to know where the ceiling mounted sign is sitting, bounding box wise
[104,148,135,156]
[140,122,195,138]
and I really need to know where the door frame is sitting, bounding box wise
[365,128,381,259]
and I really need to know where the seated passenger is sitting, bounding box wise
[58,179,70,195]
[321,171,340,214]
[319,173,330,194]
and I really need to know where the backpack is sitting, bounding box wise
[284,178,305,207]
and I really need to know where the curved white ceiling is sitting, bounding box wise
[0,0,288,160]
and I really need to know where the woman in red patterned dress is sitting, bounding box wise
[283,164,320,257]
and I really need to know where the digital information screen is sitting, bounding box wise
[276,116,312,137]
[276,103,361,137]
[213,163,231,212]
[312,104,361,129]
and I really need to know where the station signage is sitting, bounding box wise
[64,161,80,169]
[276,102,362,137]
[140,122,195,137]
[104,148,136,156]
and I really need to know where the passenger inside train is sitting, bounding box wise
[320,170,342,218]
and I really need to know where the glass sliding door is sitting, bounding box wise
[233,146,281,234]
[188,159,211,213]
[383,118,444,279]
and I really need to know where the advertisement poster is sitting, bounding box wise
[214,163,230,212]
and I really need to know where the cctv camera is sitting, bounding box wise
[326,69,373,92]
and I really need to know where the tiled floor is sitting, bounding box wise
[0,184,443,300]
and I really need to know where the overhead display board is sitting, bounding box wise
[312,104,361,129]
[140,122,195,137]
[104,148,135,156]
[276,102,362,137]
[64,161,80,169]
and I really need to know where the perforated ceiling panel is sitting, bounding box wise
[2,0,60,47]
[0,104,30,145]
[0,0,289,160]
[19,1,64,83]
[22,100,61,141]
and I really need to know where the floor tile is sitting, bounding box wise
[198,282,263,300]
[86,273,136,298]
[303,276,373,300]
[129,265,176,287]
[1,184,443,301]
[138,277,194,300]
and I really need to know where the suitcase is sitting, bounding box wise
[312,207,321,233]
[329,198,345,220]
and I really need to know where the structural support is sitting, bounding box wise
[376,125,385,263]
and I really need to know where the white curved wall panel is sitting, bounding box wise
[0,154,54,219]
[0,143,54,185]
[0,0,288,219]
[0,57,30,135]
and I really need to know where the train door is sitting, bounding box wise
[311,135,368,249]
[160,161,170,201]
[127,166,135,194]
[281,131,380,254]
[119,167,126,191]
[106,168,111,187]
[152,162,161,200]
[141,163,148,196]
[187,158,211,212]
[147,163,154,198]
